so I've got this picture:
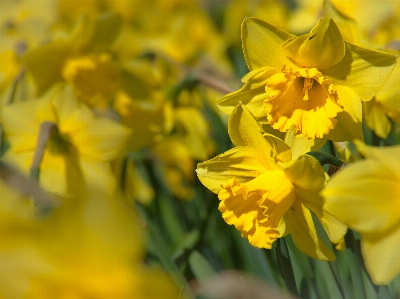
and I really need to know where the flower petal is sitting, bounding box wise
[284,200,336,261]
[280,154,325,192]
[2,98,56,152]
[282,17,345,70]
[355,142,400,180]
[361,225,400,285]
[196,146,270,194]
[284,126,326,159]
[299,189,347,244]
[363,99,391,139]
[322,159,400,234]
[326,85,363,141]
[229,103,291,163]
[323,42,397,102]
[241,18,295,71]
[218,66,278,118]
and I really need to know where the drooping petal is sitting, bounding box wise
[322,159,400,235]
[241,18,296,71]
[283,200,336,261]
[218,67,278,118]
[361,225,400,285]
[228,103,291,163]
[323,42,397,102]
[282,17,345,70]
[326,85,363,141]
[298,189,347,244]
[196,146,270,194]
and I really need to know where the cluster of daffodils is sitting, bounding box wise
[1,0,400,298]
[198,6,400,286]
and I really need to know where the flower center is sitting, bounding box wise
[263,67,343,139]
[302,77,314,101]
[62,53,119,108]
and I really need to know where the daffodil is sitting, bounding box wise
[218,17,397,141]
[22,12,124,107]
[196,103,346,260]
[1,84,131,196]
[0,186,179,299]
[322,142,400,284]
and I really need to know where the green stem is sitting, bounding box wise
[307,151,345,168]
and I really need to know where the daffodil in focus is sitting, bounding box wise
[196,103,346,260]
[322,142,400,284]
[1,84,131,196]
[218,17,397,140]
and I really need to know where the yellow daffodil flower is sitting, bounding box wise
[196,103,346,260]
[218,17,397,141]
[0,187,179,299]
[22,12,123,107]
[1,84,131,196]
[322,142,400,284]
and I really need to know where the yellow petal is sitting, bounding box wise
[284,126,326,159]
[298,189,347,244]
[282,17,345,70]
[322,159,400,235]
[323,42,398,102]
[326,85,363,141]
[67,117,131,162]
[355,142,400,180]
[362,225,400,285]
[229,103,291,162]
[241,18,296,71]
[363,99,391,139]
[280,154,325,192]
[196,146,270,194]
[218,66,278,118]
[284,200,336,261]
[1,98,56,152]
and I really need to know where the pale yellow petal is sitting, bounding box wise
[326,85,363,141]
[218,67,278,118]
[284,200,336,261]
[228,103,290,164]
[196,146,269,194]
[282,17,345,70]
[323,159,400,234]
[361,225,400,285]
[323,42,397,102]
[241,18,295,71]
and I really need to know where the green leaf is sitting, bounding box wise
[188,250,216,280]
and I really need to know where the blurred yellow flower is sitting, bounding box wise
[197,103,346,260]
[0,187,179,299]
[322,142,400,284]
[1,85,131,196]
[219,17,397,140]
